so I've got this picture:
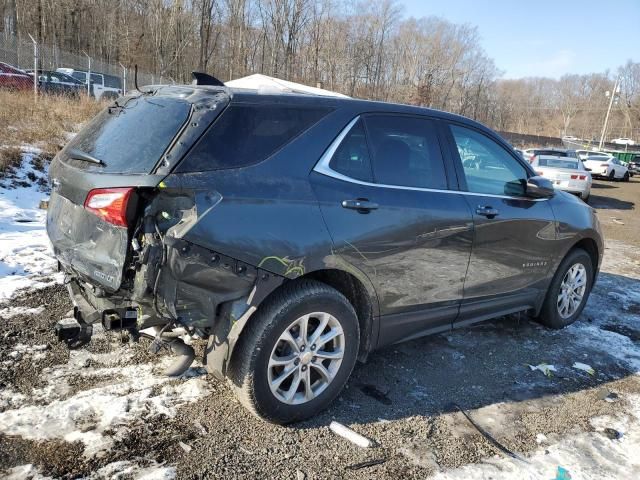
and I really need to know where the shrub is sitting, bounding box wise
[0,146,23,174]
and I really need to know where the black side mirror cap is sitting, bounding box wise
[526,176,555,199]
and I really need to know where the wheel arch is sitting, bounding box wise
[205,266,379,379]
[299,268,378,362]
[571,237,599,282]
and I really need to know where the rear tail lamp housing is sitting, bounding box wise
[84,187,134,227]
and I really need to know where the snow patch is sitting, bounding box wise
[0,325,210,457]
[0,148,58,300]
[430,395,640,480]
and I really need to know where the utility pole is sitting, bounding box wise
[27,33,37,102]
[83,51,91,97]
[119,62,127,95]
[599,76,620,150]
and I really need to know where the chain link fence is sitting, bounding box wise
[1,31,166,100]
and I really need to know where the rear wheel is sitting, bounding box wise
[536,248,593,329]
[623,171,630,182]
[608,169,616,181]
[229,280,359,424]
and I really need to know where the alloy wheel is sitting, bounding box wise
[557,263,587,319]
[267,312,345,405]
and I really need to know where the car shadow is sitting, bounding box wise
[297,271,640,428]
[590,182,618,189]
[588,194,634,210]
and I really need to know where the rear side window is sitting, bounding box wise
[63,96,191,173]
[328,119,373,182]
[104,75,121,88]
[179,104,331,172]
[72,71,86,82]
[364,115,447,189]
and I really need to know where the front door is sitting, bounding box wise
[444,122,557,326]
[311,114,473,346]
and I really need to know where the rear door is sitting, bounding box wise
[47,91,229,291]
[311,114,473,345]
[443,123,557,326]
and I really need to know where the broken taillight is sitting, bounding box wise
[84,187,134,227]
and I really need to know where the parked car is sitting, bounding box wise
[0,61,33,91]
[611,138,635,146]
[47,83,604,423]
[562,135,579,141]
[627,156,640,176]
[25,69,84,97]
[532,155,592,201]
[521,148,568,163]
[56,68,122,100]
[582,155,630,181]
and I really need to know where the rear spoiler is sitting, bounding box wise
[192,72,225,87]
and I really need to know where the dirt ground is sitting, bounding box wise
[1,177,639,479]
[588,176,640,247]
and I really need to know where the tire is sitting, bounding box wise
[536,248,593,329]
[608,169,616,181]
[581,193,590,203]
[623,172,630,182]
[228,280,360,424]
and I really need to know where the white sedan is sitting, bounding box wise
[582,155,630,181]
[611,138,635,146]
[532,155,592,201]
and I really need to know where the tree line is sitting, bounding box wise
[2,0,638,141]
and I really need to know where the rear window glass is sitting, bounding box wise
[63,96,190,173]
[538,158,579,169]
[178,104,331,172]
[535,150,567,157]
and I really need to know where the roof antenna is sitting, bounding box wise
[134,64,140,91]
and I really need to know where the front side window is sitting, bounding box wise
[450,124,528,196]
[328,119,373,182]
[364,115,447,189]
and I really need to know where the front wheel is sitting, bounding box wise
[229,280,360,424]
[536,248,593,329]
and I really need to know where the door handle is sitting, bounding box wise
[476,206,499,218]
[342,199,379,213]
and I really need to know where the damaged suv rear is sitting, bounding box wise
[48,81,602,424]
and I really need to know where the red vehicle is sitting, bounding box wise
[0,61,34,91]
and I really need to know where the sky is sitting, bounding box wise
[402,0,639,79]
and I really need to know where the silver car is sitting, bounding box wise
[532,155,592,201]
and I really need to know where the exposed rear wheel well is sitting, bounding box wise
[298,269,374,362]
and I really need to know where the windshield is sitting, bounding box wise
[61,95,191,174]
[539,158,579,169]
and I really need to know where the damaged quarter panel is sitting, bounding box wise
[166,99,352,281]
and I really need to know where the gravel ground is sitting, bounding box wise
[1,178,639,479]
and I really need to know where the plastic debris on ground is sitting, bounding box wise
[527,363,557,377]
[329,421,374,448]
[572,362,595,375]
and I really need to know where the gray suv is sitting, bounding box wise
[47,82,603,423]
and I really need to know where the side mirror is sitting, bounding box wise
[526,176,555,199]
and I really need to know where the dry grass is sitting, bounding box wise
[0,90,105,157]
[0,146,23,173]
